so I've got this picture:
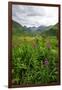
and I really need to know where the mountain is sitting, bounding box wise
[42,23,58,36]
[12,20,58,36]
[28,25,47,32]
[12,20,24,34]
[37,25,47,32]
[28,26,37,31]
[12,20,30,36]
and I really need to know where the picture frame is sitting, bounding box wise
[8,2,61,88]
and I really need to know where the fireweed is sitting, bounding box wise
[12,36,58,85]
[44,58,49,65]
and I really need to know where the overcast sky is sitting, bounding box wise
[12,5,58,27]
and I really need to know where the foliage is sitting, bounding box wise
[12,34,58,85]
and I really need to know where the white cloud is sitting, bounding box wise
[12,5,58,27]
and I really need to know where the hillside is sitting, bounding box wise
[12,20,29,36]
[42,23,58,36]
[12,20,58,36]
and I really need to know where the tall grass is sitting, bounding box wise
[12,35,58,85]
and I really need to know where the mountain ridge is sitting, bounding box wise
[12,20,58,36]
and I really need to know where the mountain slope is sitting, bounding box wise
[12,20,30,36]
[42,23,58,36]
[12,20,58,36]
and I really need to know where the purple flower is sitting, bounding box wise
[44,58,49,65]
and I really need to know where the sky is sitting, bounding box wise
[12,5,58,27]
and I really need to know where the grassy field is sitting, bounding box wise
[12,34,59,85]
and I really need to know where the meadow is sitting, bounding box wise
[12,34,59,85]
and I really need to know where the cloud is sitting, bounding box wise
[12,5,58,27]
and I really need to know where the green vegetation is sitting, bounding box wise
[12,21,59,85]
